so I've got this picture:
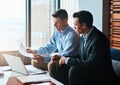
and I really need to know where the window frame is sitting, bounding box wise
[26,0,59,48]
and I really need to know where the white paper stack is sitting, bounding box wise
[17,74,51,83]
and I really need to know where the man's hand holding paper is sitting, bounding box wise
[18,43,34,58]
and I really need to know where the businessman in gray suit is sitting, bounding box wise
[48,10,119,85]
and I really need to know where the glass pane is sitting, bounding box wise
[31,0,55,48]
[60,0,80,28]
[0,0,26,51]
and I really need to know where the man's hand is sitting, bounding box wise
[59,56,66,65]
[26,49,43,61]
[26,48,36,54]
[32,54,44,62]
[26,48,32,53]
[50,55,60,63]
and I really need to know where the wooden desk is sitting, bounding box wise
[0,66,63,85]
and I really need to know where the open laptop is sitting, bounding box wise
[3,54,46,75]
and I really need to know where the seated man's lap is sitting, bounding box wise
[69,66,118,85]
[48,61,69,85]
[69,66,86,85]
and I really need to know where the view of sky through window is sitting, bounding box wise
[0,0,26,51]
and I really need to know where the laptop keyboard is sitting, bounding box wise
[29,69,46,74]
[26,65,47,75]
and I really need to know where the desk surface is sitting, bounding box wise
[0,65,63,85]
[6,77,54,85]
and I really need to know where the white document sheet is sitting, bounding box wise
[19,43,34,58]
[17,74,51,83]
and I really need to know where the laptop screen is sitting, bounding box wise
[3,54,29,75]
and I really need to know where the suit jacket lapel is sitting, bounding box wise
[83,27,96,59]
[80,38,86,60]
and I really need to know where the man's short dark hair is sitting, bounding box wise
[52,9,68,20]
[73,10,93,28]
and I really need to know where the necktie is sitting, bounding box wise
[82,38,87,60]
[82,39,85,52]
[82,35,87,47]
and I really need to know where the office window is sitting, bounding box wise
[0,0,26,51]
[0,0,56,51]
[60,0,80,28]
[31,0,55,48]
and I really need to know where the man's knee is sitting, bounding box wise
[47,62,52,72]
[31,59,48,70]
[69,66,78,78]
[48,62,57,74]
[48,61,59,78]
[31,59,39,68]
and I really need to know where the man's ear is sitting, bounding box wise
[81,23,87,29]
[63,18,68,24]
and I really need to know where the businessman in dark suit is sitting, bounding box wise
[48,10,119,85]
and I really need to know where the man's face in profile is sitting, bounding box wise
[53,17,67,32]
